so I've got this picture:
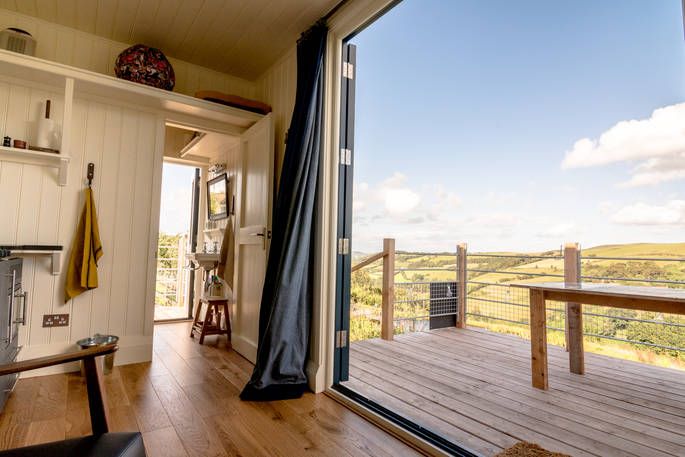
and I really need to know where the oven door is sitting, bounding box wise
[0,264,10,349]
[1,258,22,350]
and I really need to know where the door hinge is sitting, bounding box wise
[339,148,351,166]
[335,330,348,348]
[342,61,354,80]
[338,238,350,255]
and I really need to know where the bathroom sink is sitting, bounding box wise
[188,252,220,269]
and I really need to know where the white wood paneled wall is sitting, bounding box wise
[256,47,296,185]
[0,77,163,373]
[0,8,257,99]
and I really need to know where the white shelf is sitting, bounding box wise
[203,227,225,234]
[0,146,70,185]
[11,250,62,275]
[0,49,263,135]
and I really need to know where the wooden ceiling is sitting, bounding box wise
[1,0,340,79]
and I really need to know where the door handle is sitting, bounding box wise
[6,271,15,342]
[248,228,269,250]
[14,291,27,325]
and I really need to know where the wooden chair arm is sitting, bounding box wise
[0,343,118,376]
[0,343,117,435]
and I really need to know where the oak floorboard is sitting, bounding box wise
[142,426,189,457]
[0,322,419,457]
[23,417,66,446]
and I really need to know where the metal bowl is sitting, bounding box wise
[76,333,119,348]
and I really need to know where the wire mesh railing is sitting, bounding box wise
[155,235,190,314]
[393,281,458,333]
[349,240,685,362]
[465,250,685,358]
[465,251,568,346]
[576,255,685,356]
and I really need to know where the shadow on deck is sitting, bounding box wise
[345,327,685,457]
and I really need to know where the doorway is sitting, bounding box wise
[154,163,200,321]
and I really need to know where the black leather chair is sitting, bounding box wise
[0,344,146,457]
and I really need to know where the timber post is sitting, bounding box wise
[457,243,467,328]
[381,238,395,340]
[564,242,584,374]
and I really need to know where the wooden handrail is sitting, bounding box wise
[350,239,396,341]
[0,343,118,376]
[0,343,117,435]
[351,251,385,272]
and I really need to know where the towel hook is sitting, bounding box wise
[87,163,95,187]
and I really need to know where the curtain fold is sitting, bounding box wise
[240,22,328,402]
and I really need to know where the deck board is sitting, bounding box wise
[346,327,685,457]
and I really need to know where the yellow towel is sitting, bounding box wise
[65,187,103,302]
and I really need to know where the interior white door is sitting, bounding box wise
[232,113,273,363]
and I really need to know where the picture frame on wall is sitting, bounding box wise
[207,173,229,221]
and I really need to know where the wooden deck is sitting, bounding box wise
[346,327,685,457]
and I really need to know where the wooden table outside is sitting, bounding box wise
[511,282,685,390]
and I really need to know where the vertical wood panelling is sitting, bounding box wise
[70,101,105,344]
[51,98,87,343]
[125,112,155,337]
[0,8,257,99]
[108,111,137,339]
[256,47,297,184]
[143,117,164,336]
[89,107,122,336]
[0,76,163,365]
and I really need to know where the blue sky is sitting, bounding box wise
[350,0,685,252]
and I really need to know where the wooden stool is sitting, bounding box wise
[190,299,231,345]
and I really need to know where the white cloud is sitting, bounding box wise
[465,213,520,227]
[353,182,369,212]
[619,153,685,187]
[384,188,420,213]
[379,173,421,214]
[536,223,576,238]
[611,200,685,226]
[352,172,469,251]
[561,103,685,186]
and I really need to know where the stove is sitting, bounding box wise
[0,256,25,412]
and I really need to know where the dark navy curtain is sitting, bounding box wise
[240,22,328,401]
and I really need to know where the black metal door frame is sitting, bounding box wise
[329,16,478,456]
[187,167,201,319]
[333,42,356,383]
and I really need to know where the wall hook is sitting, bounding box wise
[87,163,95,187]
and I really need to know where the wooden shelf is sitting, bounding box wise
[0,146,70,186]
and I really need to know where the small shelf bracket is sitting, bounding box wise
[7,250,62,275]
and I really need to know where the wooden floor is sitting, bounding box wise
[0,323,421,457]
[347,327,685,457]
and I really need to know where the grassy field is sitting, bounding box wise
[350,242,685,370]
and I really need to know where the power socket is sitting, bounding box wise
[43,314,69,327]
